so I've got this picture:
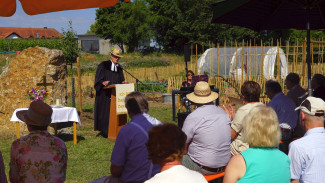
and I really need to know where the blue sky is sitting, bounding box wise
[0,1,97,34]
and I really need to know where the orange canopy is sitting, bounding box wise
[1,0,129,17]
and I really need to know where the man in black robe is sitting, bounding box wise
[94,48,127,137]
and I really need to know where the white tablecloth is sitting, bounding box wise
[10,107,81,125]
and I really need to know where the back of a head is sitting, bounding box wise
[286,72,300,85]
[265,80,282,94]
[146,124,187,165]
[125,92,149,115]
[312,74,325,86]
[241,81,261,102]
[242,106,281,147]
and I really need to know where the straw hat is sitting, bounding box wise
[111,48,123,58]
[16,100,53,127]
[186,81,218,104]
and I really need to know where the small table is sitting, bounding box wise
[10,107,81,145]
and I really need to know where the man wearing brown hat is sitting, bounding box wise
[9,100,67,183]
[181,81,231,175]
[94,48,128,137]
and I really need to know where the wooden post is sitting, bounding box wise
[261,40,264,79]
[277,40,280,79]
[241,40,244,85]
[77,57,82,113]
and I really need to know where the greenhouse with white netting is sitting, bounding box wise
[197,46,288,79]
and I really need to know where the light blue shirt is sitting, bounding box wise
[267,92,298,129]
[289,127,325,183]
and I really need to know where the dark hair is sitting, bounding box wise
[265,80,282,94]
[241,81,261,102]
[146,124,187,165]
[27,124,48,131]
[187,70,194,76]
[286,73,300,85]
[312,74,325,85]
[125,92,148,115]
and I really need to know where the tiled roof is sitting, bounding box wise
[0,27,63,39]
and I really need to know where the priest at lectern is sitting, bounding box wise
[94,48,128,137]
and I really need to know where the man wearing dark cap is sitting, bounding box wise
[289,97,325,183]
[94,48,128,137]
[9,101,67,183]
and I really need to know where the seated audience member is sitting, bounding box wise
[265,80,298,154]
[109,92,160,183]
[223,81,264,155]
[311,74,325,101]
[289,97,325,183]
[0,151,7,183]
[182,70,194,87]
[285,72,307,106]
[10,101,67,183]
[224,106,290,183]
[182,81,231,175]
[285,72,307,138]
[145,123,207,183]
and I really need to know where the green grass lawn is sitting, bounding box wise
[0,100,175,183]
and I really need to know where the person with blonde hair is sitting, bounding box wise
[223,106,290,183]
[145,123,207,183]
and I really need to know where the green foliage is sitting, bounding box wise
[94,0,151,52]
[119,56,170,68]
[60,20,79,68]
[0,39,61,51]
[137,80,168,93]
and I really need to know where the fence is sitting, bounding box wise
[67,39,325,105]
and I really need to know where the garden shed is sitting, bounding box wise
[197,46,288,79]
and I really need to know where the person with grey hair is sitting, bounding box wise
[108,92,160,183]
[311,74,325,101]
[289,97,325,183]
[265,80,298,154]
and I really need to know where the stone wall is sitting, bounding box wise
[0,47,67,134]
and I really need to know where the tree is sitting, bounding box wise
[61,20,79,68]
[93,0,151,52]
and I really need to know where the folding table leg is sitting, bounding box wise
[73,122,77,145]
[16,122,20,139]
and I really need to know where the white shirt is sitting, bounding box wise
[144,165,207,183]
[289,127,325,183]
[110,61,117,72]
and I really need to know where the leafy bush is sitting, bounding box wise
[137,80,168,93]
[119,57,170,68]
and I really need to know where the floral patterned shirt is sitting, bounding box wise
[9,130,67,183]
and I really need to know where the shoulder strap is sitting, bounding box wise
[130,122,148,138]
[130,122,152,178]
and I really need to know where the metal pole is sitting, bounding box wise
[306,9,312,96]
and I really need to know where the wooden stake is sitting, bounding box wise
[77,57,82,113]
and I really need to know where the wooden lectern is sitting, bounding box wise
[104,84,134,141]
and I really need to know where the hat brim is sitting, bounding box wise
[16,110,51,126]
[16,110,28,123]
[186,92,219,104]
[111,53,123,58]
